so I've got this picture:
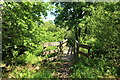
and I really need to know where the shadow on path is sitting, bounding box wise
[54,46,75,78]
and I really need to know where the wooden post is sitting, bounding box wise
[43,47,46,54]
[74,26,78,56]
[77,27,81,56]
[73,43,76,55]
[75,26,82,56]
[59,41,63,54]
[74,42,77,56]
[78,27,81,38]
[88,49,90,54]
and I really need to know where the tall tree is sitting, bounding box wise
[53,2,120,56]
[52,2,93,41]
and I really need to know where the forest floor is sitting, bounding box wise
[1,46,120,79]
[1,46,75,79]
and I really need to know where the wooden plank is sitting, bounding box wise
[46,56,58,61]
[62,42,67,47]
[43,39,68,55]
[43,42,60,47]
[59,39,67,44]
[60,39,67,48]
[43,39,67,47]
[62,39,67,44]
[43,47,46,52]
[43,49,59,55]
[78,51,90,57]
[77,43,91,49]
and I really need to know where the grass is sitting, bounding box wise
[70,55,118,78]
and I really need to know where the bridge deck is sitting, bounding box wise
[54,46,75,78]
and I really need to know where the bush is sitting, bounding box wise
[70,56,117,78]
[15,52,41,65]
[9,68,53,78]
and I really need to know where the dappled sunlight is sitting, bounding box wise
[2,1,120,79]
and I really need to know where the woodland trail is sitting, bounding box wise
[54,47,75,79]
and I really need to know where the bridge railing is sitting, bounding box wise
[75,40,92,57]
[43,39,67,55]
[43,39,92,57]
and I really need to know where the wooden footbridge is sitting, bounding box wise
[43,39,92,59]
[42,39,92,78]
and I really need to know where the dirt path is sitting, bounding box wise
[54,47,75,78]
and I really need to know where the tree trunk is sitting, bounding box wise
[74,26,81,57]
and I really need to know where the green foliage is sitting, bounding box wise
[33,70,53,78]
[2,2,65,59]
[53,2,120,56]
[116,66,120,77]
[9,68,53,78]
[9,69,35,78]
[71,56,117,78]
[46,46,58,51]
[15,54,27,65]
[2,1,120,79]
[84,2,120,55]
[15,52,42,65]
[52,2,92,28]
[2,2,49,59]
[25,52,39,64]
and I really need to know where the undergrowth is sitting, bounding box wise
[8,68,53,78]
[70,55,118,78]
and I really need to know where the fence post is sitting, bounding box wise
[59,41,63,53]
[75,27,81,57]
[73,42,76,55]
[88,49,90,54]
[43,47,46,54]
[78,28,81,38]
[74,41,78,57]
[76,41,79,57]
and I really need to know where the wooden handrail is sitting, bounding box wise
[43,39,92,57]
[43,39,67,47]
[78,51,90,57]
[43,42,60,47]
[75,40,91,49]
[43,49,59,55]
[43,39,68,55]
[77,43,92,49]
[75,40,92,57]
